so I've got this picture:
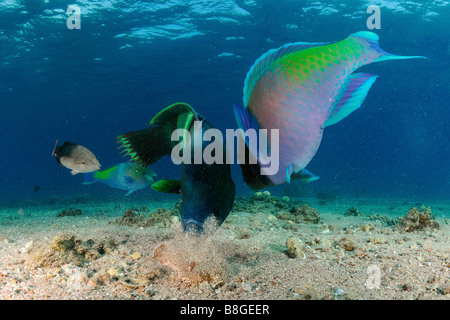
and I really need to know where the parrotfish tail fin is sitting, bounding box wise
[324,73,378,127]
[82,172,98,185]
[117,127,169,167]
[243,41,329,107]
[117,102,197,168]
[291,168,320,183]
[349,31,426,63]
[151,179,181,194]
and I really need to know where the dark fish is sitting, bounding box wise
[33,185,41,192]
[53,140,101,175]
[117,102,235,233]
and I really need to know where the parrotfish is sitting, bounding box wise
[234,31,425,189]
[53,140,101,175]
[116,102,235,233]
[83,162,156,196]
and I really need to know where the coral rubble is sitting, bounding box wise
[56,208,83,217]
[395,206,440,232]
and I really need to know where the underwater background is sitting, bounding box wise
[0,0,449,204]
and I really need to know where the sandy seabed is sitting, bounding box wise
[0,196,448,301]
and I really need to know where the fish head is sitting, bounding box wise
[182,218,204,234]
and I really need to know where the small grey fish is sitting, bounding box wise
[52,140,101,175]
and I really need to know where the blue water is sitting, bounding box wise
[0,0,449,203]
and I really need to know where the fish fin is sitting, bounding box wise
[243,41,329,107]
[349,31,426,62]
[151,179,181,194]
[52,140,59,156]
[117,127,173,167]
[291,168,320,183]
[146,169,157,177]
[233,104,267,159]
[82,172,97,185]
[233,104,261,133]
[125,190,134,196]
[324,73,378,127]
[117,102,196,167]
[70,170,80,175]
[286,164,292,183]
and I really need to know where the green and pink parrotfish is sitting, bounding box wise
[83,162,156,196]
[234,31,425,189]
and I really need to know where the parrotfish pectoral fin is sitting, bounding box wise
[151,179,182,194]
[291,168,319,183]
[243,41,329,107]
[349,31,426,63]
[324,73,378,127]
[125,190,134,196]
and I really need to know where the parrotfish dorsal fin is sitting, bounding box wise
[243,41,329,107]
[324,73,378,127]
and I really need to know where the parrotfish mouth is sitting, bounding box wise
[182,219,204,234]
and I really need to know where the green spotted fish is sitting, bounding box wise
[83,162,156,196]
[234,31,425,189]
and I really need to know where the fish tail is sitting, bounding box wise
[82,172,97,185]
[116,128,157,167]
[117,102,197,167]
[349,31,426,63]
